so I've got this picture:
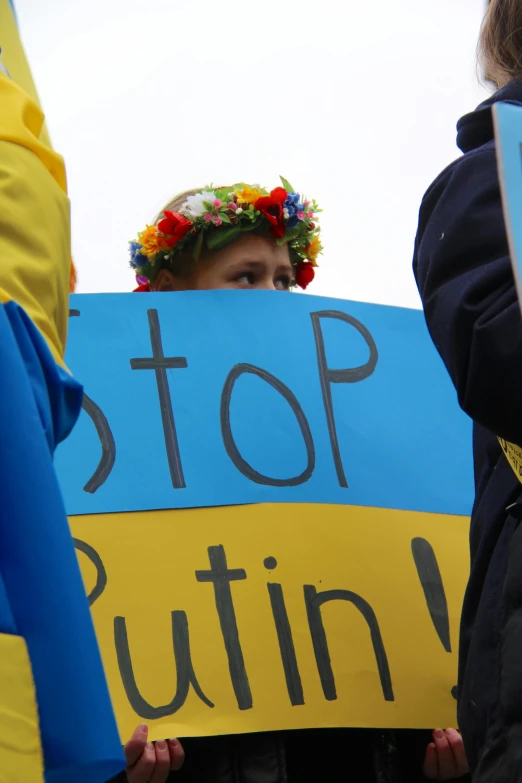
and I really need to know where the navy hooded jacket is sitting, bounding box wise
[414,80,522,782]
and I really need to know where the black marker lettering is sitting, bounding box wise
[304,585,393,702]
[82,394,116,493]
[130,309,188,489]
[196,545,252,710]
[114,611,214,719]
[411,537,451,653]
[310,310,378,487]
[68,308,116,493]
[73,538,107,606]
[268,582,304,706]
[220,363,315,487]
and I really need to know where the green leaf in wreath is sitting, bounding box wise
[215,187,233,201]
[276,225,301,245]
[192,230,204,261]
[280,176,294,193]
[240,216,263,233]
[206,224,242,251]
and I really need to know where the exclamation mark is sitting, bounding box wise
[411,537,451,653]
[411,537,457,700]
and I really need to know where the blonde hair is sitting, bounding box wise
[478,0,522,88]
[153,188,206,225]
[151,187,230,279]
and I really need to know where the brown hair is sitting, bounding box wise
[479,0,522,88]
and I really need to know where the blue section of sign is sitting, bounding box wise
[494,102,522,294]
[55,291,473,517]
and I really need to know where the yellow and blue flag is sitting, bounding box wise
[0,3,124,781]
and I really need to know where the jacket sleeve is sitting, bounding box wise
[413,144,522,445]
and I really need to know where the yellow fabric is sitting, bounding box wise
[0,0,77,291]
[0,74,70,366]
[0,633,44,783]
[0,0,51,148]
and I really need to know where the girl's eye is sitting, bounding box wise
[275,275,293,291]
[235,272,255,285]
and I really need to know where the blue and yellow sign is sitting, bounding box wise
[58,291,473,741]
[491,102,522,481]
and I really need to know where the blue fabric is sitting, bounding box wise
[413,80,522,778]
[0,300,124,783]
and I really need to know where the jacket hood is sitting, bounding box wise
[457,80,522,153]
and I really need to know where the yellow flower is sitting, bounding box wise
[137,225,169,259]
[305,235,321,266]
[235,184,265,205]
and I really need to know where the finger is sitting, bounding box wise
[168,738,185,771]
[422,743,438,779]
[124,724,149,767]
[150,740,170,783]
[445,729,469,777]
[127,741,155,783]
[432,729,457,780]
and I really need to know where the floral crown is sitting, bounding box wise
[129,177,322,291]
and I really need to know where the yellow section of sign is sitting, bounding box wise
[70,503,469,742]
[0,0,51,147]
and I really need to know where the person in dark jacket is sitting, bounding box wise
[413,1,522,780]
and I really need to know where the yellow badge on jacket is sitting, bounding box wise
[499,438,522,482]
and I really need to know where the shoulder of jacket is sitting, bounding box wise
[421,141,497,206]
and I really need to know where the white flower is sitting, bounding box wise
[180,190,216,217]
[236,207,243,215]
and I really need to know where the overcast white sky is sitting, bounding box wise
[15,0,489,306]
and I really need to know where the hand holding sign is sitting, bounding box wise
[123,725,184,783]
[423,729,468,781]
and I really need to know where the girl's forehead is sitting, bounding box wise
[220,249,292,273]
[223,234,290,259]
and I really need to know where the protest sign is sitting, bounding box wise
[492,102,522,479]
[59,291,473,739]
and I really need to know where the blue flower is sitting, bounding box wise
[284,193,301,209]
[129,241,147,268]
[284,193,303,227]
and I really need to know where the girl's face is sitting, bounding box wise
[154,234,295,293]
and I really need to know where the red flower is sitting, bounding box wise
[133,282,151,292]
[295,262,315,290]
[157,211,192,246]
[254,187,288,238]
